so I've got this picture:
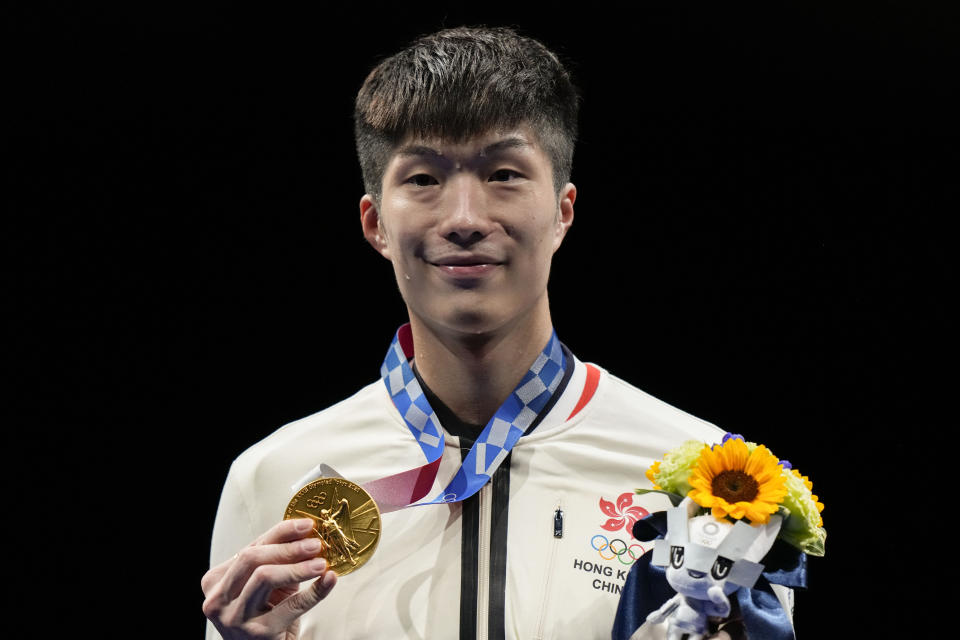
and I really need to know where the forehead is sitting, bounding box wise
[388,126,549,166]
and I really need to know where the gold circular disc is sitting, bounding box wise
[284,477,381,576]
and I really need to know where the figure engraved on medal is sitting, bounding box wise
[284,477,381,576]
[318,499,360,566]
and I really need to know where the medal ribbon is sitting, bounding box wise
[368,323,566,511]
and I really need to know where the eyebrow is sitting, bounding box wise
[480,136,532,156]
[395,136,532,159]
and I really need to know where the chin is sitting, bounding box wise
[418,303,511,337]
[443,310,500,335]
[409,293,543,338]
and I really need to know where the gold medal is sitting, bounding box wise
[284,477,381,576]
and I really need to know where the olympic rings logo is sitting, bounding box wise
[590,534,645,565]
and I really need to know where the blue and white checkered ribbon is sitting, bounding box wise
[381,324,566,505]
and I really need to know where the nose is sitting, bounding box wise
[436,175,496,247]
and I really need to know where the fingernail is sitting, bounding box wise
[322,570,336,587]
[295,518,314,532]
[302,538,323,552]
[310,558,327,572]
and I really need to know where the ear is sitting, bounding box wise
[553,182,576,251]
[360,194,391,260]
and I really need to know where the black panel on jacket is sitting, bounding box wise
[411,345,576,640]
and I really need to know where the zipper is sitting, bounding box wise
[476,482,493,640]
[534,499,563,640]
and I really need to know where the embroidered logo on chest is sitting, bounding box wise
[599,492,649,537]
[567,492,651,596]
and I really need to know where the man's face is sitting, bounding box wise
[360,126,575,338]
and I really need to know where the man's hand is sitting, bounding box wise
[202,518,337,640]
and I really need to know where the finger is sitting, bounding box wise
[220,537,325,601]
[254,518,318,546]
[204,519,318,595]
[201,562,230,595]
[268,567,338,624]
[239,557,331,621]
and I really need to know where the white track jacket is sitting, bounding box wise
[207,358,737,639]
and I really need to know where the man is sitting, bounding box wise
[202,27,739,639]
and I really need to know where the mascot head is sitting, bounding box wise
[651,498,783,599]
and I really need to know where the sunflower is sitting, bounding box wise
[688,437,787,524]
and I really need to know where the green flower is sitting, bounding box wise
[778,468,827,556]
[645,440,706,496]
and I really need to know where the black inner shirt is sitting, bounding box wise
[411,346,575,640]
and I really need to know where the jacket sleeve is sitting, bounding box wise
[205,462,259,640]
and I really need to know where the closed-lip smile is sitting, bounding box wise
[428,253,503,277]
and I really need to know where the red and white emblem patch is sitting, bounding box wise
[599,492,649,539]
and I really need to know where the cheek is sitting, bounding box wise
[514,211,559,254]
[523,224,562,275]
[382,224,424,266]
[378,199,427,249]
[378,226,418,284]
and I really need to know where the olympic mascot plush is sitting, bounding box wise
[612,434,825,640]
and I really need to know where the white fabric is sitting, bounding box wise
[206,359,728,639]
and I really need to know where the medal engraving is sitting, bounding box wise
[284,477,381,576]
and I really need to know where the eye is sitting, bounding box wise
[406,173,439,187]
[711,556,733,580]
[488,169,522,182]
[670,546,684,569]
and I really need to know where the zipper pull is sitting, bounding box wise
[553,507,564,538]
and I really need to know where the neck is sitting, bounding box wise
[408,304,555,426]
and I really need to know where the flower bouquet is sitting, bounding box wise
[612,433,825,640]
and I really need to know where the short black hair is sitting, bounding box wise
[354,26,579,199]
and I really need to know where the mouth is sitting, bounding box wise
[428,254,503,278]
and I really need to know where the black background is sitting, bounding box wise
[7,3,954,637]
